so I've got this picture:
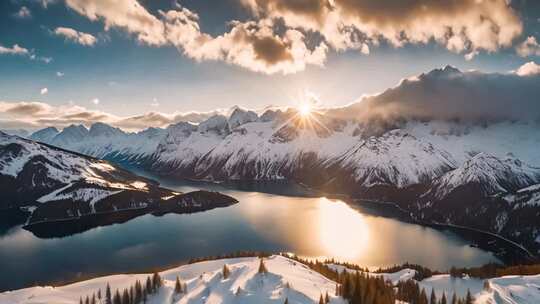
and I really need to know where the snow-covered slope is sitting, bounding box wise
[2,255,538,304]
[0,255,343,304]
[426,153,540,200]
[31,123,167,162]
[29,126,59,143]
[0,132,237,235]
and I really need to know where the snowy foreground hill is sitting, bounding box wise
[0,132,237,236]
[1,255,539,304]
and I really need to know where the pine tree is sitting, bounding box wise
[113,290,121,304]
[335,283,339,296]
[91,294,96,304]
[441,292,447,304]
[105,284,112,304]
[85,295,90,304]
[325,291,330,304]
[152,273,162,291]
[142,287,147,304]
[258,258,267,274]
[135,280,142,303]
[465,289,473,304]
[129,286,134,304]
[223,264,230,279]
[430,288,437,304]
[420,288,428,304]
[145,277,153,294]
[451,292,458,304]
[80,296,83,304]
[319,294,324,304]
[284,297,289,304]
[121,289,129,304]
[235,287,242,296]
[174,276,182,294]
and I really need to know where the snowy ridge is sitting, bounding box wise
[0,132,151,190]
[331,129,457,188]
[427,153,540,200]
[2,255,539,304]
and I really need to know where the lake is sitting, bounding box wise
[0,176,499,291]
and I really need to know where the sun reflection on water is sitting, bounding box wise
[317,197,369,260]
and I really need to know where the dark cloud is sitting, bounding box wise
[328,64,540,122]
[0,102,50,116]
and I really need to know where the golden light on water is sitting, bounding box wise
[317,198,369,260]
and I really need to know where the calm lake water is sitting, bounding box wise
[0,176,499,291]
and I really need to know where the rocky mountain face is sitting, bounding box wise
[0,132,237,237]
[28,107,540,253]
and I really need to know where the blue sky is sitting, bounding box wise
[0,0,539,129]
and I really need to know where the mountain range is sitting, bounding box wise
[11,66,540,255]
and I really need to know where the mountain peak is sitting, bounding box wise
[88,122,124,137]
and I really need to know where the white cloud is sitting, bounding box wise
[56,71,64,77]
[0,44,29,55]
[515,61,540,76]
[64,0,166,45]
[241,0,523,55]
[91,98,100,105]
[36,0,58,8]
[60,0,523,74]
[464,51,479,61]
[0,100,223,130]
[516,36,540,57]
[40,88,48,95]
[54,27,97,46]
[14,6,31,19]
[150,98,159,107]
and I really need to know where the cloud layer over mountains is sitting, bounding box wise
[328,63,540,122]
[2,63,540,131]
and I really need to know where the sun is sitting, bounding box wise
[298,103,312,116]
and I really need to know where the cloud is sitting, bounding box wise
[91,98,100,105]
[35,0,58,8]
[14,6,31,19]
[54,27,97,46]
[515,61,540,76]
[241,0,523,56]
[327,65,540,123]
[56,71,64,77]
[64,0,166,45]
[0,100,222,130]
[162,11,328,74]
[0,43,52,63]
[0,101,52,116]
[40,88,48,95]
[59,0,524,74]
[516,36,540,57]
[0,44,29,55]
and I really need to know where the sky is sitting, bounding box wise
[1,0,540,130]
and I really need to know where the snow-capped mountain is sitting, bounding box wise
[0,132,237,236]
[29,126,59,143]
[425,153,540,201]
[26,84,540,252]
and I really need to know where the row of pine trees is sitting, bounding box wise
[79,272,187,304]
